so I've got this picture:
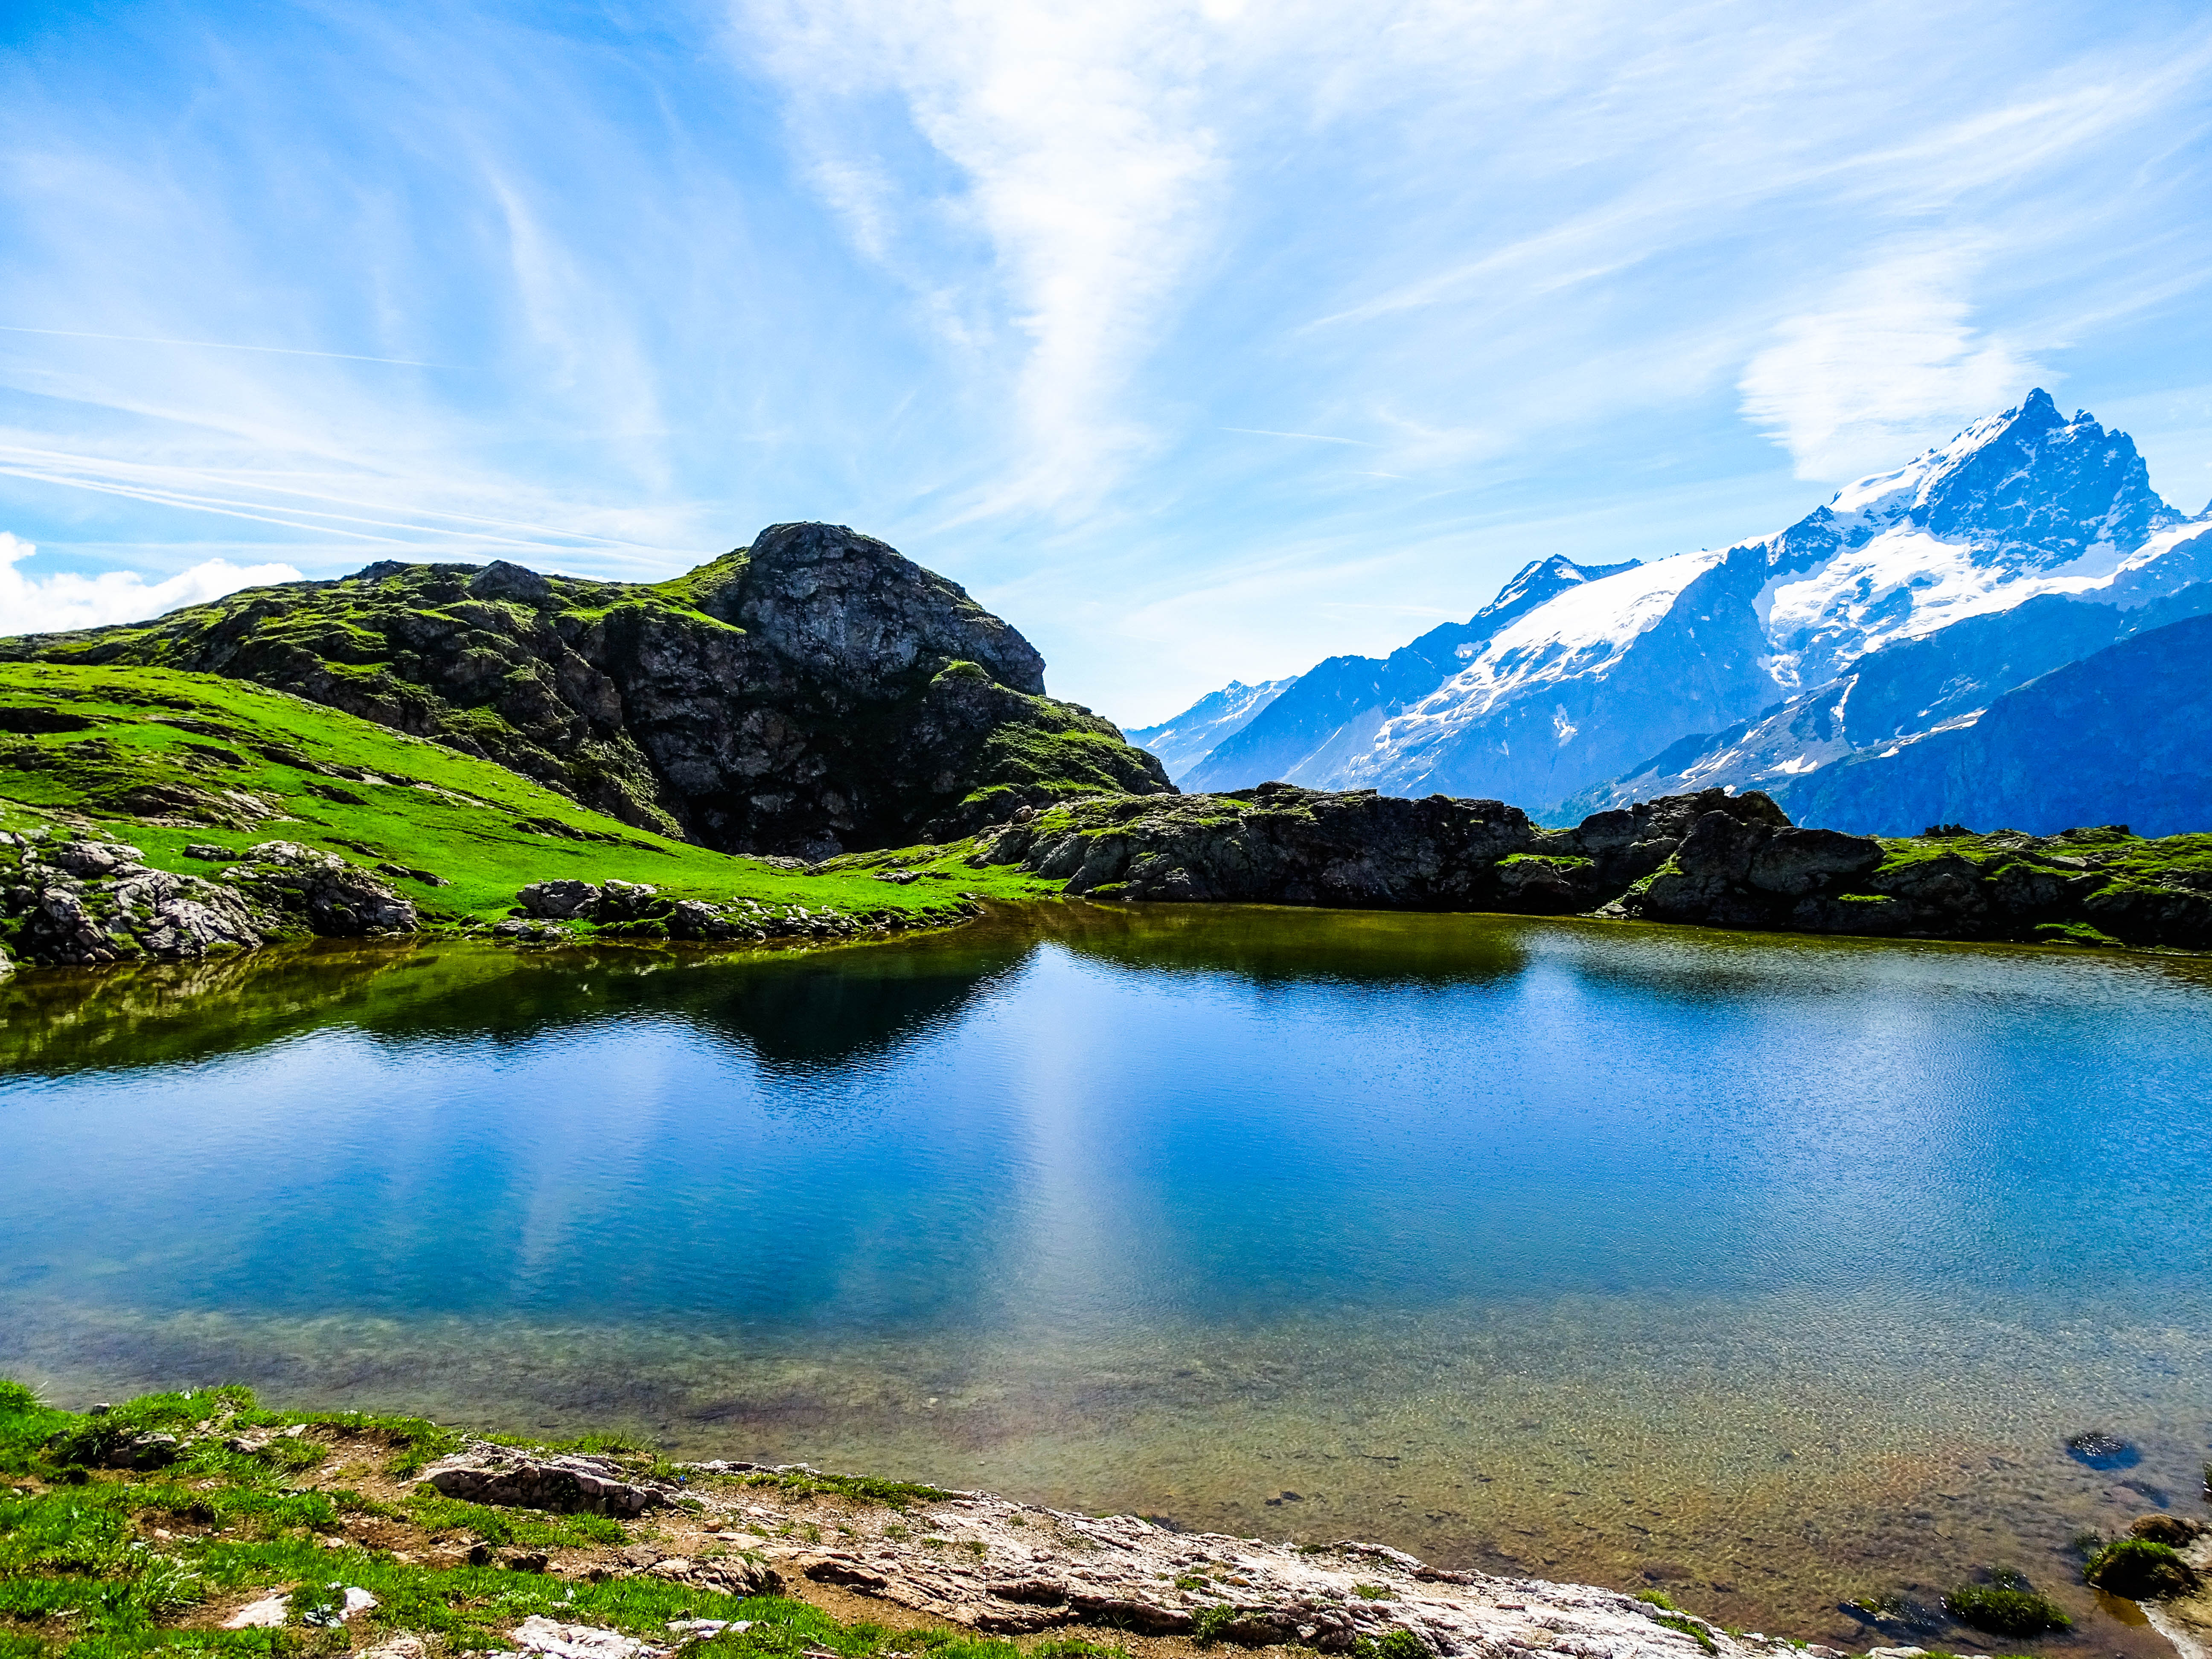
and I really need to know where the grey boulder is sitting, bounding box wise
[421,1449,672,1517]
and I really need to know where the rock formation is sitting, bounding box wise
[963,784,2212,950]
[1,523,1173,860]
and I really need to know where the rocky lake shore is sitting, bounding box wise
[11,1382,2209,1659]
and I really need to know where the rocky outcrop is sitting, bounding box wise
[0,828,416,966]
[966,784,2212,950]
[968,784,1544,907]
[2,522,1173,859]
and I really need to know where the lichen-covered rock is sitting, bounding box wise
[230,842,417,935]
[1604,812,1885,930]
[969,782,2212,952]
[5,523,1174,859]
[518,879,601,920]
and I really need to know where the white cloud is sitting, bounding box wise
[739,0,1231,515]
[0,533,302,636]
[1738,250,2047,481]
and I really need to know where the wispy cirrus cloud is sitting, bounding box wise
[1739,249,2048,480]
[4,0,2212,720]
[737,0,1234,515]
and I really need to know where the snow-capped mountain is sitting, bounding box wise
[1125,678,1298,781]
[1139,390,2212,823]
[1180,552,1639,792]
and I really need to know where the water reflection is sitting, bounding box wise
[4,905,2211,1649]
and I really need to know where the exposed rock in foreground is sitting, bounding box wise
[965,784,2212,950]
[2,522,1173,859]
[436,1446,1829,1659]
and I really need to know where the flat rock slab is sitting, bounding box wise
[220,1586,375,1629]
[421,1447,673,1517]
[706,1484,1844,1659]
[511,1615,667,1659]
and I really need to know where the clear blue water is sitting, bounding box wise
[5,904,2210,1643]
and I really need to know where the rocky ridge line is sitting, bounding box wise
[963,784,2212,949]
[3,522,1174,859]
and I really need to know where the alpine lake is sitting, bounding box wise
[5,902,2210,1653]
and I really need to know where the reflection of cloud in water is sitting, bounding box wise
[8,905,2212,1659]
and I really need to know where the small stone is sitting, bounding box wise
[223,1592,292,1629]
[2066,1430,2140,1470]
[511,1615,668,1659]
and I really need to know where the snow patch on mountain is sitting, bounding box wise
[1147,389,2209,818]
[1395,551,1728,732]
[1125,677,1296,783]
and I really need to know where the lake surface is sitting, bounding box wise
[5,903,2211,1647]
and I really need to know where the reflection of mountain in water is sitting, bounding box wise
[0,902,1539,1083]
[0,928,1045,1080]
[703,949,1030,1077]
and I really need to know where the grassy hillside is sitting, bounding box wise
[0,663,1065,944]
[0,534,1174,858]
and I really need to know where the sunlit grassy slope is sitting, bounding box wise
[0,663,1064,930]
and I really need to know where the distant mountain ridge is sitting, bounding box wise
[1142,391,2212,832]
[1125,678,1296,780]
[1178,552,1641,792]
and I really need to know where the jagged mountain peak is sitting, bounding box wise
[1481,552,1642,619]
[1135,389,2209,821]
[1819,388,2177,565]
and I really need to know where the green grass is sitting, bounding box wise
[0,663,1030,945]
[725,1470,952,1511]
[1644,1613,1717,1653]
[1346,1633,1426,1659]
[1943,1578,2071,1636]
[1873,826,2212,891]
[0,1380,1139,1659]
[400,1492,626,1550]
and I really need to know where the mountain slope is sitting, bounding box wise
[1178,553,1639,791]
[1,522,1172,859]
[1125,678,1296,782]
[1153,391,2208,820]
[0,661,1044,966]
[1564,577,2212,817]
[1763,610,2212,838]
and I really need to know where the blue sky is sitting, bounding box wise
[2,0,2210,725]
